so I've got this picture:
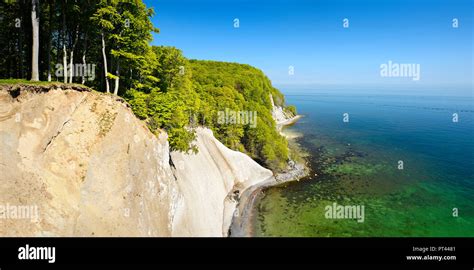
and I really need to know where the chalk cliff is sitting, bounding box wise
[270,93,294,125]
[0,84,273,236]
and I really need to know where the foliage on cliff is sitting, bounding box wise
[190,59,291,170]
[0,0,295,171]
[125,46,294,171]
[0,0,157,94]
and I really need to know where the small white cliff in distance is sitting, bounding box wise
[270,93,294,125]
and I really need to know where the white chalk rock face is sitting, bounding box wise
[0,85,273,237]
[171,128,273,236]
[270,94,293,125]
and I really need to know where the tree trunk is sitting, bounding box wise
[101,32,110,93]
[69,25,79,83]
[63,45,67,83]
[18,18,23,79]
[81,34,88,84]
[113,60,120,95]
[31,0,40,81]
[47,0,53,82]
[55,4,60,82]
[68,50,74,83]
[55,30,60,81]
[62,2,67,83]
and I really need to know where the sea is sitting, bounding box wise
[254,87,474,236]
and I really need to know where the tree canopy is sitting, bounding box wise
[0,0,157,95]
[125,47,295,171]
[0,1,296,171]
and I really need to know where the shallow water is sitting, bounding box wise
[255,91,474,237]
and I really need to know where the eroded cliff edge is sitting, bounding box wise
[0,85,273,236]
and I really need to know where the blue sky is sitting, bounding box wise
[144,0,472,90]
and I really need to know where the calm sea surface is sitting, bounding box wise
[255,89,474,236]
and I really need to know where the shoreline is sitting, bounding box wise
[276,115,302,132]
[230,114,309,237]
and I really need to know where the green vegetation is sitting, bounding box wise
[0,1,296,171]
[124,47,293,171]
[191,60,291,170]
[0,79,92,91]
[286,105,297,116]
[0,0,157,95]
[0,79,55,86]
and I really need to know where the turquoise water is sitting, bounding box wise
[255,90,474,237]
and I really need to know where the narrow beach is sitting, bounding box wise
[230,115,308,237]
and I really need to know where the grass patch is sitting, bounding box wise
[0,79,93,91]
[0,79,59,85]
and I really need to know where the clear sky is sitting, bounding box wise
[144,0,473,89]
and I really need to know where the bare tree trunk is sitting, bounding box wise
[47,0,54,82]
[18,19,23,78]
[81,34,88,84]
[68,50,74,83]
[113,60,120,95]
[31,0,40,81]
[62,2,68,83]
[63,45,67,83]
[101,32,110,93]
[55,17,60,82]
[69,25,79,83]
